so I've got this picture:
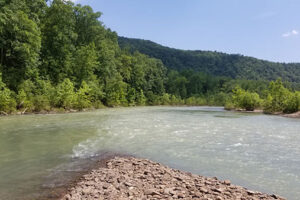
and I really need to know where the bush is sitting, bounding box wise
[185,96,206,106]
[263,79,299,113]
[88,80,105,105]
[105,77,127,107]
[282,93,299,114]
[127,88,137,106]
[33,95,51,112]
[146,91,161,105]
[0,75,16,113]
[169,95,184,105]
[160,93,171,105]
[224,101,235,110]
[74,81,92,110]
[16,89,34,111]
[0,88,16,113]
[232,87,261,111]
[55,78,75,109]
[136,90,146,106]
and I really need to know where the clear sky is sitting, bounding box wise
[72,0,300,63]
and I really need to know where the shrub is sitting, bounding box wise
[169,95,183,105]
[74,81,92,110]
[282,92,299,114]
[185,96,206,106]
[263,79,299,113]
[232,87,261,111]
[127,88,137,106]
[16,89,34,111]
[33,95,51,112]
[0,88,16,113]
[160,93,171,105]
[56,78,75,109]
[0,75,16,113]
[136,90,146,106]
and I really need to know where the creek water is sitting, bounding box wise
[0,107,300,200]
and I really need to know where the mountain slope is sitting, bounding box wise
[118,36,300,83]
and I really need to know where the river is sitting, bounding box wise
[0,107,299,199]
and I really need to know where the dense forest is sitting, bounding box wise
[0,0,299,115]
[118,37,300,83]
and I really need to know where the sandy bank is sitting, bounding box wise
[281,111,300,118]
[61,156,285,200]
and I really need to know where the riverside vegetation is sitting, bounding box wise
[0,0,300,115]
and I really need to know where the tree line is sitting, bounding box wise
[228,79,300,114]
[118,37,300,84]
[0,0,299,114]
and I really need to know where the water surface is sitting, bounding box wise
[0,107,299,199]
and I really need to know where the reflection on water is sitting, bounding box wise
[0,107,300,200]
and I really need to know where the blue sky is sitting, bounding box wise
[72,0,300,63]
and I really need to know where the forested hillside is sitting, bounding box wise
[118,37,300,83]
[0,0,169,113]
[0,0,299,115]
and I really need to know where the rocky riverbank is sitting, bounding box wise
[61,157,285,200]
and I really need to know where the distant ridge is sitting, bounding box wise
[118,36,300,83]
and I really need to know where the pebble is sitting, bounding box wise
[61,157,286,200]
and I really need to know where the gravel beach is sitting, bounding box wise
[61,156,285,200]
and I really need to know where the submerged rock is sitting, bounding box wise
[61,157,285,200]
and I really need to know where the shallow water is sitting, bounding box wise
[0,107,300,200]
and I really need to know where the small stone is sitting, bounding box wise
[216,196,223,200]
[224,180,231,185]
[124,182,132,187]
[82,188,91,195]
[178,192,185,198]
[200,187,209,193]
[271,194,281,199]
[247,190,256,195]
[212,188,224,193]
[102,183,110,189]
[163,188,172,195]
[145,189,160,195]
[193,192,202,198]
[170,189,177,196]
[60,157,285,200]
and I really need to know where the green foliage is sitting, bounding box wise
[282,93,299,114]
[232,87,261,111]
[56,78,75,109]
[33,95,51,112]
[74,81,92,110]
[127,87,137,106]
[136,90,146,106]
[0,0,299,114]
[160,93,171,105]
[40,0,77,83]
[0,74,16,113]
[119,37,300,84]
[263,79,299,114]
[0,4,41,90]
[169,95,184,105]
[185,97,206,106]
[104,75,127,107]
[224,101,235,110]
[87,80,104,107]
[73,43,98,85]
[16,89,33,111]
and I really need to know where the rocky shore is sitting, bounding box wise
[61,157,285,200]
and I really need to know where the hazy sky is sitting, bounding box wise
[72,0,300,63]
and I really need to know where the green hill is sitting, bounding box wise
[118,36,300,83]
